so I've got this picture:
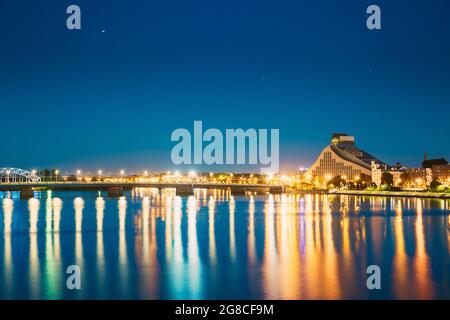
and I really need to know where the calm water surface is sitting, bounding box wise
[0,189,449,299]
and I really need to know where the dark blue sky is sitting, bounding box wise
[1,0,449,173]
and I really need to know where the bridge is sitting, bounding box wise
[0,167,284,198]
[0,168,41,183]
[0,182,284,198]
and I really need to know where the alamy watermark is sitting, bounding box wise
[366,265,381,290]
[65,4,381,32]
[66,5,81,30]
[171,121,279,173]
[66,265,81,290]
[366,5,381,30]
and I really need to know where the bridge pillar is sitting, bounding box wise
[108,187,123,197]
[176,185,194,196]
[230,186,245,195]
[20,187,35,199]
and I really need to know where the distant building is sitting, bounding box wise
[404,167,431,184]
[306,133,387,180]
[372,162,449,187]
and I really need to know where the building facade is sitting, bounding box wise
[372,163,449,187]
[431,165,450,184]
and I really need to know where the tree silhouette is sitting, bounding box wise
[381,172,394,186]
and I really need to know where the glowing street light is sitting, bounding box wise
[55,170,59,182]
[98,170,102,179]
[174,171,180,182]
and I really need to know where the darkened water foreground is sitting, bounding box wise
[0,189,448,299]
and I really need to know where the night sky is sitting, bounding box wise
[1,0,449,173]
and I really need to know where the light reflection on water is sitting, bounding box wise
[0,190,449,299]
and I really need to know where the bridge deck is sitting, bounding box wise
[0,182,284,192]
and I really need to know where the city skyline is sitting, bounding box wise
[1,0,449,171]
[1,131,448,174]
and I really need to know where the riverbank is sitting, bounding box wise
[329,190,450,199]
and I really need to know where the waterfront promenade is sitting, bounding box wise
[2,181,448,199]
[330,189,450,199]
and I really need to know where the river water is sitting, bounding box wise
[0,189,448,299]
